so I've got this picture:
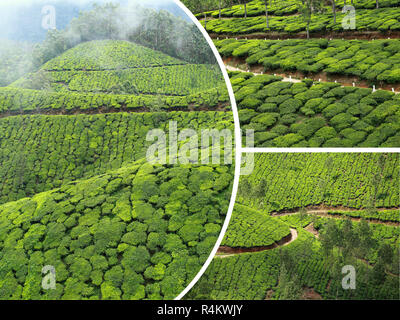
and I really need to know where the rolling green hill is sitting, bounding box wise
[10,40,227,100]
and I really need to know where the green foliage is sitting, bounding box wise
[202,7,400,35]
[229,72,400,147]
[217,39,400,85]
[0,112,233,205]
[238,153,399,212]
[0,160,233,300]
[222,204,291,247]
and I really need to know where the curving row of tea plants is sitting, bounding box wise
[216,38,400,84]
[2,40,228,113]
[13,65,224,97]
[0,159,233,300]
[0,85,228,114]
[190,217,399,300]
[201,7,400,35]
[188,153,399,300]
[197,0,400,19]
[41,40,186,71]
[230,71,400,147]
[0,112,233,205]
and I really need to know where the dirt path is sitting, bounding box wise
[224,58,400,93]
[271,206,400,226]
[215,228,298,258]
[226,64,302,83]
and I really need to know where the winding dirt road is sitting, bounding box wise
[215,228,298,258]
[225,64,302,83]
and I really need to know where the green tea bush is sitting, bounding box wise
[222,204,290,248]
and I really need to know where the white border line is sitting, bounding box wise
[243,148,400,153]
[173,0,242,300]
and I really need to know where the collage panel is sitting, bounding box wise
[187,152,399,300]
[183,0,400,148]
[0,0,239,300]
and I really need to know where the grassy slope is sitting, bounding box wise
[0,112,233,205]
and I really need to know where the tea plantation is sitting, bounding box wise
[187,153,399,300]
[230,71,400,147]
[216,38,400,85]
[0,112,233,205]
[2,40,229,114]
[0,160,233,300]
[197,0,400,36]
[0,15,235,300]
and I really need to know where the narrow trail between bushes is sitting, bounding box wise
[225,64,301,83]
[271,206,400,226]
[224,58,400,93]
[215,228,298,258]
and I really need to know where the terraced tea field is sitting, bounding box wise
[183,0,400,148]
[187,153,399,300]
[231,71,400,147]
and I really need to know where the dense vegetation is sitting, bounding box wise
[195,0,400,18]
[9,40,225,98]
[221,204,290,248]
[201,7,400,35]
[188,153,399,300]
[0,112,233,205]
[1,41,228,114]
[216,38,400,85]
[0,159,233,300]
[189,216,399,299]
[238,153,399,212]
[38,40,187,71]
[229,71,400,147]
[0,86,227,114]
[0,1,235,301]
